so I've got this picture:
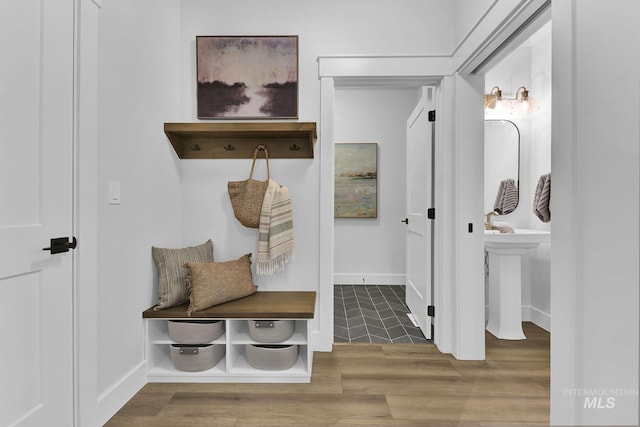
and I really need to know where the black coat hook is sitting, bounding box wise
[289,144,300,151]
[190,144,202,151]
[223,144,234,151]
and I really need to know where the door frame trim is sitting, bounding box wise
[317,58,446,353]
[73,0,101,425]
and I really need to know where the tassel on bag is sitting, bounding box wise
[228,146,270,228]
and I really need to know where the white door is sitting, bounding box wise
[0,1,75,426]
[405,88,434,339]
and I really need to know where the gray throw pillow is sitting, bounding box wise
[152,239,214,310]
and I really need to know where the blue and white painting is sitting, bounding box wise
[335,143,378,218]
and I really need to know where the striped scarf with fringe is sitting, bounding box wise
[256,179,294,275]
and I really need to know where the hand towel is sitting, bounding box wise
[533,173,551,222]
[493,179,519,214]
[256,179,295,275]
[494,225,515,234]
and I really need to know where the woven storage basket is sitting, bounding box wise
[245,344,298,370]
[248,320,294,343]
[170,344,224,372]
[168,320,224,344]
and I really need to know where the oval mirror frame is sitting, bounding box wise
[484,119,520,215]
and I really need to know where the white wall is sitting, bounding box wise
[93,0,182,422]
[80,1,640,424]
[80,4,482,422]
[453,0,494,48]
[484,22,552,331]
[179,0,455,122]
[551,1,639,425]
[178,0,457,342]
[333,88,419,285]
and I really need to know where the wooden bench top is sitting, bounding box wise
[142,291,316,319]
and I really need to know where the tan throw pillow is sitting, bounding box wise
[152,240,214,310]
[186,253,257,315]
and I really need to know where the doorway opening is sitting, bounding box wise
[331,83,435,344]
[482,21,552,337]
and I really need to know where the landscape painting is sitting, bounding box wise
[335,143,378,218]
[196,36,298,119]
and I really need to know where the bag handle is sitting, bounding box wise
[248,145,270,180]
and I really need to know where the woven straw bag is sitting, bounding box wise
[228,147,270,228]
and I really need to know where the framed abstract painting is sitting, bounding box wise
[334,143,378,218]
[196,35,298,119]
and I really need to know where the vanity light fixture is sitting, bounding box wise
[484,85,539,116]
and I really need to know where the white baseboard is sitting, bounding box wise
[528,306,551,332]
[485,305,551,333]
[97,360,147,425]
[333,274,406,286]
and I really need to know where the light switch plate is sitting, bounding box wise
[108,181,121,205]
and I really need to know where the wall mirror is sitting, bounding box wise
[484,119,520,214]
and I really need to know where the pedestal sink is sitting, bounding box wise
[484,228,550,339]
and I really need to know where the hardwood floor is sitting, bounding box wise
[106,322,549,426]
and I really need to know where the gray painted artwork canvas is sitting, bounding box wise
[335,143,378,218]
[196,36,298,119]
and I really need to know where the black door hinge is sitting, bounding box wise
[43,237,77,254]
[427,208,436,220]
[428,110,436,122]
[428,305,435,317]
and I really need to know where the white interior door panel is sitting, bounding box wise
[405,88,434,339]
[0,1,75,425]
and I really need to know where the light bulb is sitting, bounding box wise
[511,86,539,116]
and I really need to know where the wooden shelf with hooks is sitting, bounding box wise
[164,122,317,159]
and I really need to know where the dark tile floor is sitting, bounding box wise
[334,284,429,344]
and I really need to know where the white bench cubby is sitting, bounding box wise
[142,291,316,383]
